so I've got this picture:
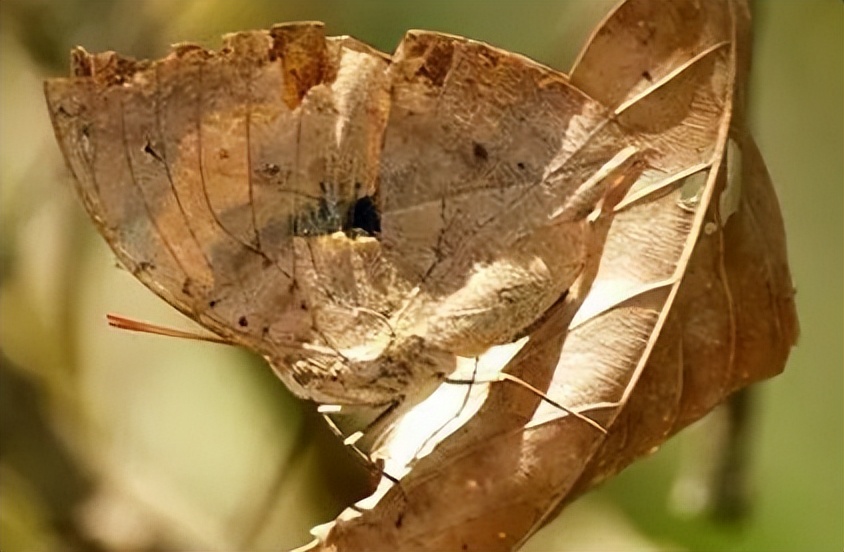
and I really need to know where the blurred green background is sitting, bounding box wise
[0,1,841,551]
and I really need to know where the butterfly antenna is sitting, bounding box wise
[106,313,233,345]
[107,315,339,357]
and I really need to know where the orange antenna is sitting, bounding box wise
[106,313,232,345]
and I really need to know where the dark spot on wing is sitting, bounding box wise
[238,316,248,327]
[473,142,488,162]
[346,195,381,236]
[260,162,280,177]
[181,278,194,297]
[143,139,165,163]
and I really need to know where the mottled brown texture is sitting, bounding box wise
[45,22,641,407]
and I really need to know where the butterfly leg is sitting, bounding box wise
[318,403,403,484]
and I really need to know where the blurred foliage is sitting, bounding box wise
[0,1,841,551]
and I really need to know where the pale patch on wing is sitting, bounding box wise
[370,336,530,478]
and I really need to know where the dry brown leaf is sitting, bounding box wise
[43,0,797,550]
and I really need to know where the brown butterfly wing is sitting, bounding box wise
[45,25,392,369]
[45,24,634,402]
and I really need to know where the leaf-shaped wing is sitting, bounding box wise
[379,31,643,356]
[45,24,638,406]
[46,24,401,402]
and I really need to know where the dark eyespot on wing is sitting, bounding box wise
[347,195,381,236]
[472,142,488,162]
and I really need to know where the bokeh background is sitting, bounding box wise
[1,1,841,550]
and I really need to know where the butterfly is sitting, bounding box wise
[44,22,644,411]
